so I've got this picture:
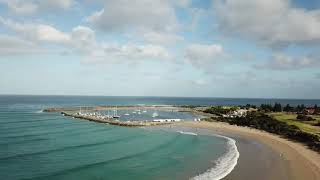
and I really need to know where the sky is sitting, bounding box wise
[0,0,320,99]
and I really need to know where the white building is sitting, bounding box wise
[223,109,248,118]
[153,119,181,122]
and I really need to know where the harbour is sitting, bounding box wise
[45,105,204,127]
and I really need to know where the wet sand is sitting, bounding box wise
[176,121,320,180]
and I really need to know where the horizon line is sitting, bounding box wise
[0,94,320,101]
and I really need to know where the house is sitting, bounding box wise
[223,109,248,118]
[306,107,315,115]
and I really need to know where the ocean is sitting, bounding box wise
[0,95,319,180]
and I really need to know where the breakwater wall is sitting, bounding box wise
[61,112,173,127]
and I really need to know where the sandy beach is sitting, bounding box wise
[176,121,320,180]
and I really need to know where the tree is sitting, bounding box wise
[260,104,273,112]
[296,104,306,113]
[314,104,319,115]
[296,105,301,112]
[283,104,293,112]
[273,103,282,112]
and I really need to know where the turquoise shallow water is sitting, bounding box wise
[0,96,233,180]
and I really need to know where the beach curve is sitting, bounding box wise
[191,134,239,180]
[176,121,320,180]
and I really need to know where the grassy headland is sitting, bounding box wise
[201,103,320,152]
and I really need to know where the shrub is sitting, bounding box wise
[203,106,232,116]
[297,114,315,121]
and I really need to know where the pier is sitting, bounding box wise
[61,111,175,127]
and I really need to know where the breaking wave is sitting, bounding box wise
[191,134,239,180]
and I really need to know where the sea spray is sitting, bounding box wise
[191,135,239,180]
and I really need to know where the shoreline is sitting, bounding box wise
[44,105,320,179]
[175,121,320,180]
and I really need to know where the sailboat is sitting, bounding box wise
[112,106,120,118]
[136,106,141,114]
[152,109,159,118]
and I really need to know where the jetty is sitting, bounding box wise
[60,111,175,127]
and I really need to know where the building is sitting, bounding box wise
[223,109,248,118]
[153,119,181,122]
[306,107,315,115]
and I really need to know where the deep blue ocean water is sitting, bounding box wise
[0,95,319,180]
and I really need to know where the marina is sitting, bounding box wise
[48,105,204,127]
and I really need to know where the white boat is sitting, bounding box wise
[112,107,120,118]
[152,112,159,118]
[124,110,130,116]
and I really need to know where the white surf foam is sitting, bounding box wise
[35,110,43,113]
[177,131,198,136]
[191,134,240,180]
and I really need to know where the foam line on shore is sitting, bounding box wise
[148,125,240,180]
[191,134,239,180]
[177,131,198,136]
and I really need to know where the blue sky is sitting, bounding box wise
[0,0,320,99]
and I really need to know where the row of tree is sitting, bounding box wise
[203,106,237,116]
[258,103,320,114]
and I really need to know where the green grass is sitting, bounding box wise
[268,112,320,136]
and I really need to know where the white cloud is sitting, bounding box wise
[70,26,97,53]
[185,44,223,60]
[191,79,208,86]
[85,0,187,47]
[185,43,224,70]
[0,17,172,63]
[1,0,38,15]
[171,0,192,8]
[0,17,70,44]
[69,26,173,63]
[38,0,74,11]
[0,0,75,15]
[87,44,172,63]
[139,31,184,45]
[214,0,320,48]
[86,0,178,33]
[256,54,318,70]
[0,35,44,56]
